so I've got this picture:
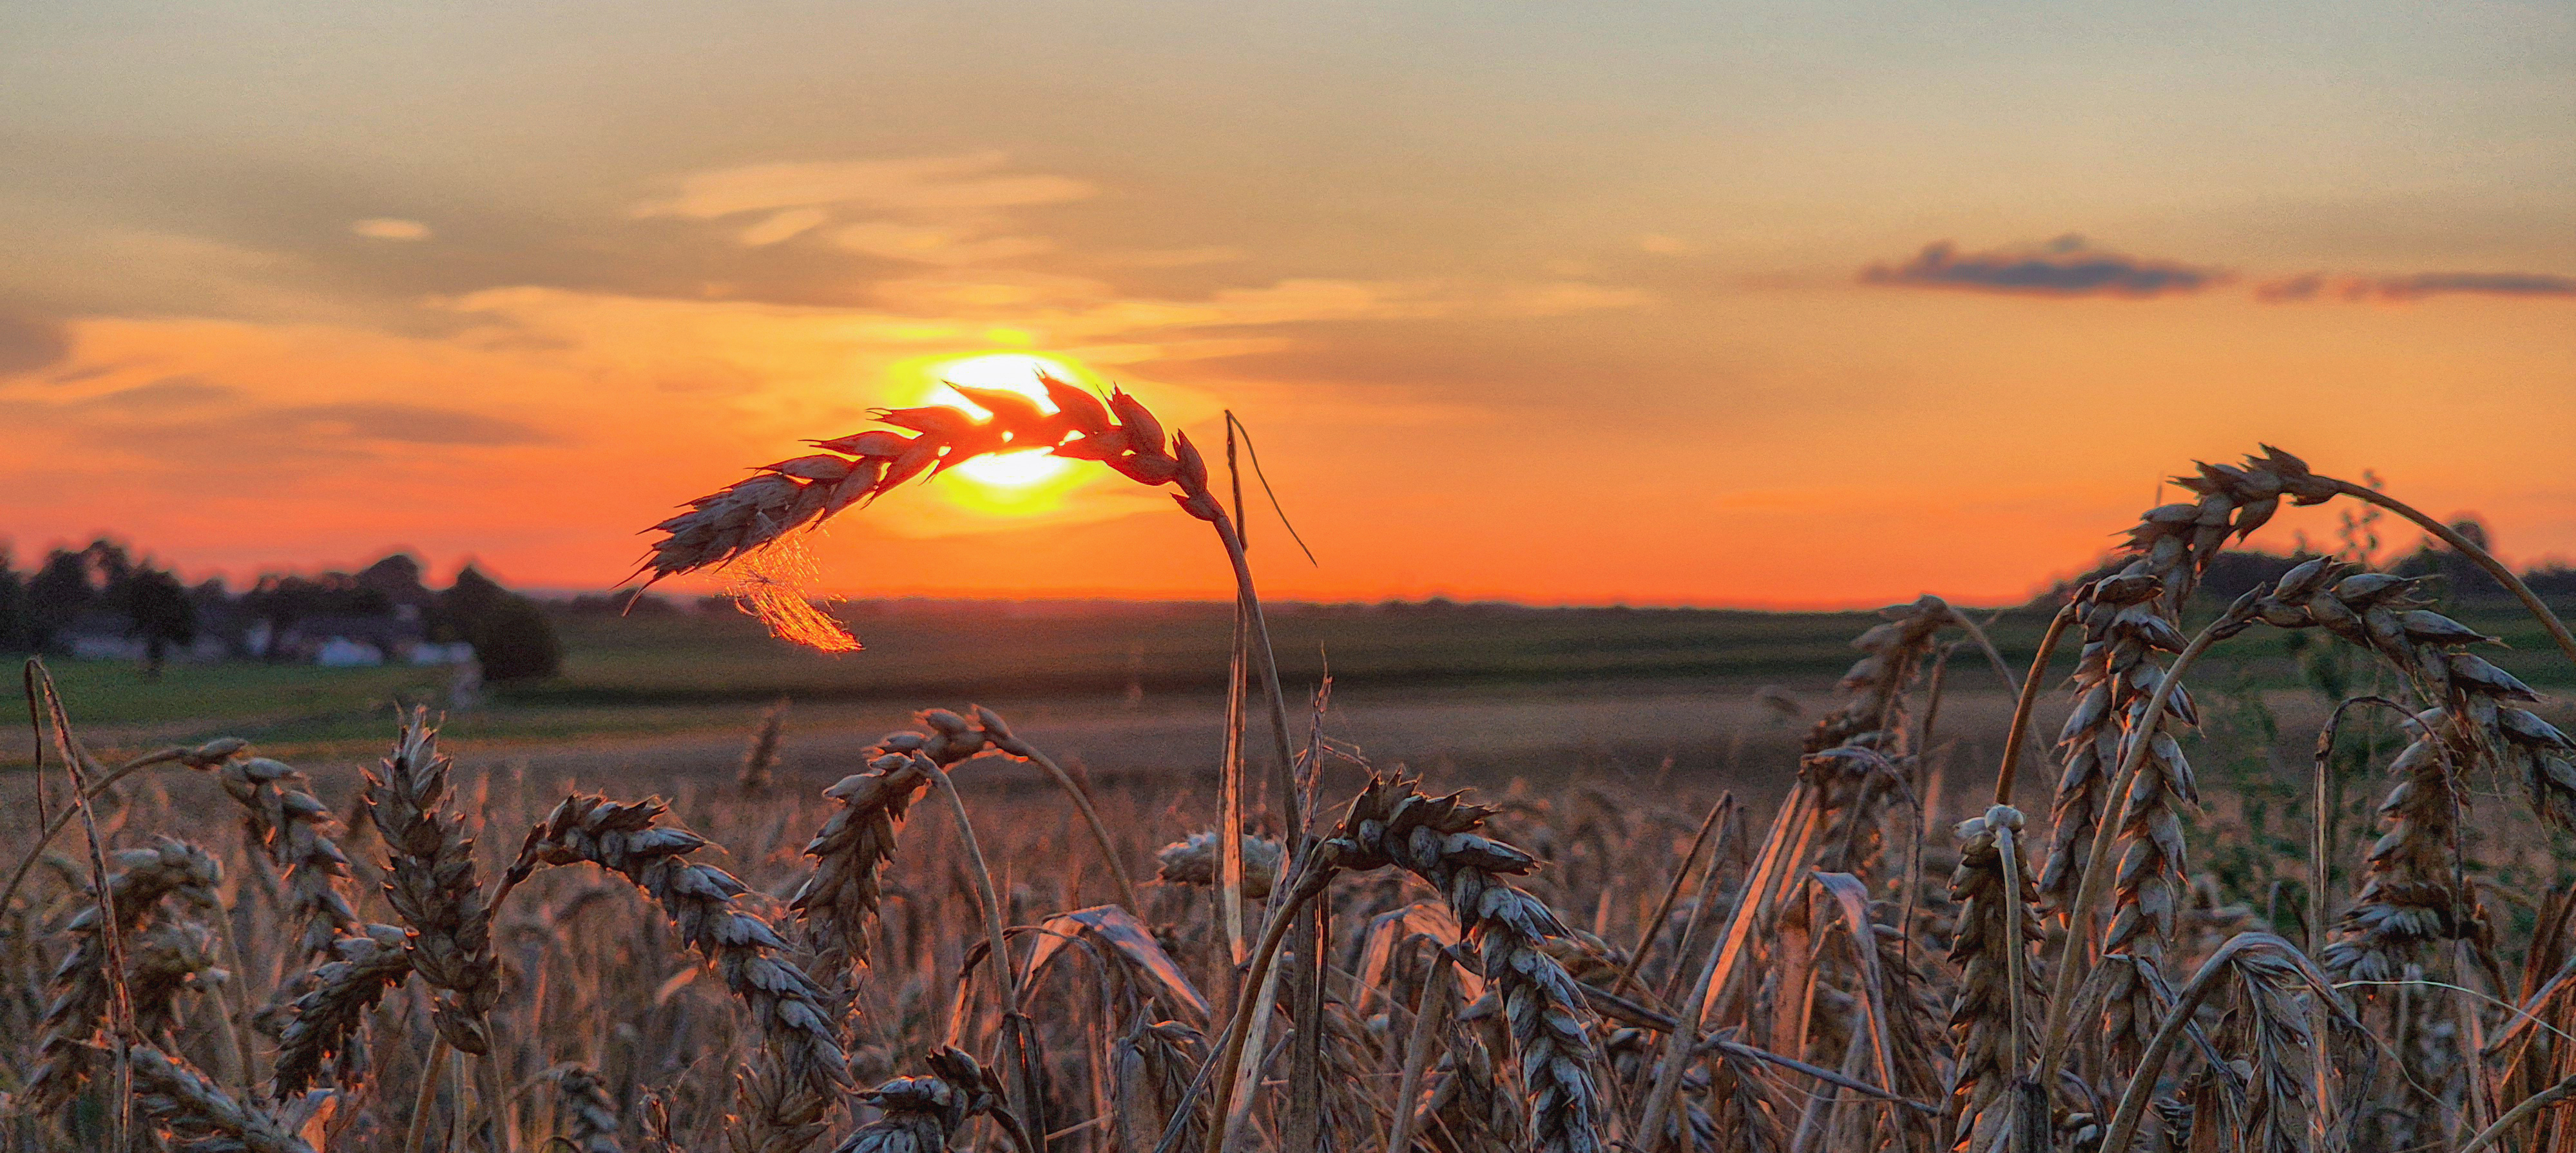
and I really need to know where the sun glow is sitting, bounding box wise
[913,352,1091,512]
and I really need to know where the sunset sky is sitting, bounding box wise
[3,2,2571,607]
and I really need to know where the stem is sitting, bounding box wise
[1639,782,1813,1150]
[1208,512,1299,840]
[2031,609,2245,1094]
[921,758,1032,1129]
[2309,697,2412,955]
[28,659,136,1152]
[1385,955,1456,1153]
[988,732,1146,916]
[1613,794,1733,1000]
[1992,606,2074,805]
[1995,826,2031,1091]
[0,747,191,919]
[410,1035,450,1153]
[216,906,261,1100]
[2458,1067,2576,1153]
[2093,936,2267,1153]
[1198,860,1336,1153]
[444,1043,470,1153]
[2333,479,2576,671]
[1939,605,2026,700]
[1208,506,1323,1153]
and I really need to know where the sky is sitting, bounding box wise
[2,1,2571,607]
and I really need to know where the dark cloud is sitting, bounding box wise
[1862,235,2222,298]
[0,312,71,376]
[267,403,552,446]
[2258,271,2576,303]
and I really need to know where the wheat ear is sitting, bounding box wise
[365,707,503,1056]
[1331,776,1604,1153]
[271,922,412,1096]
[741,697,789,795]
[1153,831,1286,899]
[506,793,849,1100]
[220,754,362,960]
[125,1043,318,1153]
[830,1047,1030,1153]
[791,709,988,975]
[556,1063,626,1153]
[26,837,224,1108]
[1943,805,2044,1153]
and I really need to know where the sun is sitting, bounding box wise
[910,352,1091,510]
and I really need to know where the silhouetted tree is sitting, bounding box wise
[356,552,437,616]
[124,567,197,678]
[24,548,93,653]
[0,548,25,652]
[83,538,134,604]
[442,564,561,682]
[239,571,394,660]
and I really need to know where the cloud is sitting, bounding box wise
[634,152,1095,220]
[351,218,432,242]
[737,208,831,247]
[827,220,1056,265]
[266,402,552,446]
[634,151,1096,274]
[0,312,72,376]
[82,376,242,409]
[1863,235,2222,298]
[1101,245,1245,269]
[2258,271,2576,303]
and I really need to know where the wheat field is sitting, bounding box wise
[8,395,2576,1153]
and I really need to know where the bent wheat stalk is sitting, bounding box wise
[505,794,849,1101]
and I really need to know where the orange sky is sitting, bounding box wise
[3,3,2572,607]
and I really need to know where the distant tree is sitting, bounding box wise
[443,564,561,682]
[239,571,394,660]
[356,553,436,615]
[0,548,24,651]
[2389,517,2496,604]
[470,595,562,681]
[24,548,93,653]
[123,567,197,678]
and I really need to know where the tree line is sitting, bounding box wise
[0,539,561,681]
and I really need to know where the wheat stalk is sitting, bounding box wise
[365,707,504,1058]
[557,1063,627,1153]
[124,1042,318,1153]
[220,754,362,961]
[1941,805,2043,1153]
[1326,776,1604,1153]
[791,710,988,976]
[271,922,413,1097]
[0,735,244,920]
[740,698,791,796]
[26,836,224,1109]
[1153,831,1285,899]
[829,1047,1028,1153]
[506,792,849,1100]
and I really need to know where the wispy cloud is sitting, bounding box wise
[80,376,242,409]
[351,218,432,242]
[1863,235,2223,298]
[635,151,1093,269]
[2257,271,2576,303]
[635,153,1095,219]
[266,402,552,446]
